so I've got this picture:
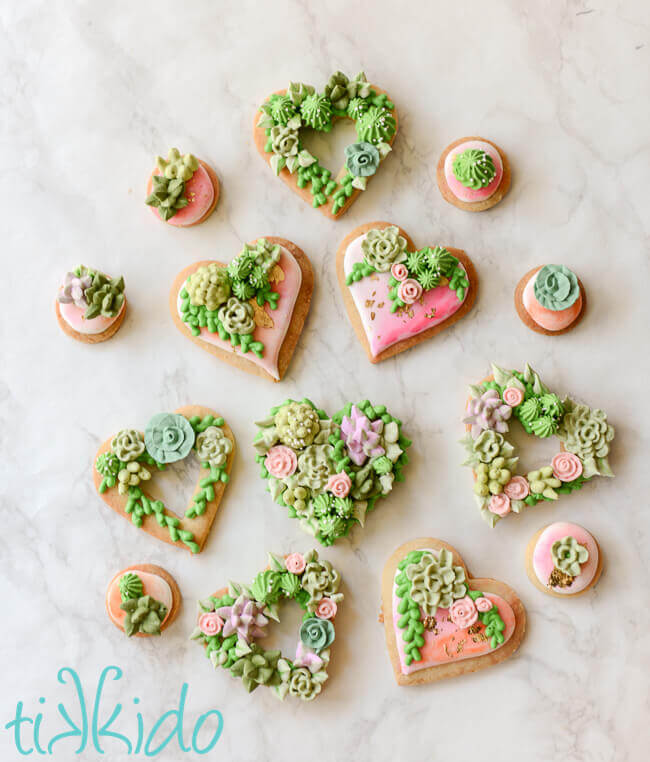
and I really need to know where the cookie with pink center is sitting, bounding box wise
[146,148,219,227]
[381,538,526,686]
[337,221,478,363]
[515,264,586,335]
[526,522,602,597]
[437,136,511,212]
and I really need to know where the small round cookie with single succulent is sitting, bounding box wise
[515,264,586,335]
[526,522,602,597]
[145,148,219,226]
[55,265,126,343]
[437,136,511,212]
[106,564,181,638]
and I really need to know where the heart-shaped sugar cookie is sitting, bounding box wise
[337,222,478,362]
[170,237,313,382]
[93,405,235,554]
[254,71,397,219]
[382,538,525,685]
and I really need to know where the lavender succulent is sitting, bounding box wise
[463,389,512,439]
[215,595,268,643]
[58,268,93,308]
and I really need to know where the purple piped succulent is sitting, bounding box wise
[339,405,385,466]
[215,595,268,643]
[57,269,93,309]
[463,389,512,438]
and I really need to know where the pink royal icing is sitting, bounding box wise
[532,522,599,595]
[344,234,468,357]
[489,493,511,516]
[551,452,583,482]
[504,476,530,500]
[177,247,302,380]
[503,387,524,407]
[443,140,503,203]
[315,598,337,620]
[265,445,298,478]
[449,596,478,629]
[58,297,125,336]
[326,471,352,498]
[150,164,214,227]
[199,612,224,636]
[285,553,306,575]
[522,272,583,331]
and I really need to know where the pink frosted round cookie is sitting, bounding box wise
[526,522,602,597]
[146,148,219,227]
[515,265,586,335]
[437,135,511,211]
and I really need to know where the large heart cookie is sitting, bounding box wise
[93,406,235,554]
[337,222,478,362]
[382,538,525,685]
[170,237,312,382]
[254,71,397,219]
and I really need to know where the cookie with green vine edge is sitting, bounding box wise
[169,237,313,382]
[190,550,342,702]
[253,71,398,219]
[93,405,235,554]
[253,398,411,545]
[336,221,478,362]
[460,363,615,527]
[381,538,526,686]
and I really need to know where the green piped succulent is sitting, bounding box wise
[300,93,333,131]
[84,273,125,319]
[120,595,168,637]
[229,644,281,693]
[145,175,189,221]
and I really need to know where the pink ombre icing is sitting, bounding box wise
[532,522,599,595]
[443,140,503,203]
[149,164,214,226]
[106,570,173,632]
[58,299,125,335]
[522,272,582,331]
[343,234,468,357]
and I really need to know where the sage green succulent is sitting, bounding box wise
[557,398,615,478]
[301,550,343,612]
[527,467,562,499]
[217,297,256,336]
[195,425,233,467]
[111,429,145,462]
[405,548,467,617]
[229,645,281,693]
[287,667,324,701]
[551,536,589,576]
[120,595,168,637]
[84,273,125,319]
[117,461,151,495]
[145,175,189,221]
[186,263,231,311]
[287,81,315,106]
[296,444,334,491]
[274,402,320,449]
[361,226,408,272]
[155,147,199,181]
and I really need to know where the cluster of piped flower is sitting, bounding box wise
[257,71,396,214]
[254,399,410,545]
[191,550,343,701]
[460,363,615,526]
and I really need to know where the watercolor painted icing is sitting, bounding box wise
[149,164,214,226]
[58,298,125,335]
[444,139,503,203]
[532,522,599,595]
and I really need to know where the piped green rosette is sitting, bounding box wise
[179,239,282,358]
[460,363,615,527]
[345,227,469,307]
[533,265,580,311]
[145,148,199,221]
[257,71,396,214]
[94,412,233,552]
[394,549,506,665]
[253,399,411,546]
[190,550,343,702]
[452,148,496,190]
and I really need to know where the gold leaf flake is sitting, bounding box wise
[268,264,285,284]
[250,299,274,329]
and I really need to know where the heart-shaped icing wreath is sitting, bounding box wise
[170,237,313,382]
[460,363,615,527]
[382,538,526,686]
[93,406,235,554]
[254,398,411,545]
[254,71,397,219]
[191,550,343,702]
[337,222,478,362]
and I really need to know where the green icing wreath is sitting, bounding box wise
[256,71,396,215]
[460,363,615,527]
[254,398,411,546]
[190,550,343,702]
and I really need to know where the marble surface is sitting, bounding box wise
[1,1,649,760]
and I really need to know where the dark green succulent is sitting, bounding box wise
[120,595,167,637]
[84,273,125,319]
[145,174,189,221]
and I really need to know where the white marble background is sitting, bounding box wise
[1,1,649,760]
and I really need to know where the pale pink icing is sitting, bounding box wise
[176,247,302,380]
[532,522,599,595]
[58,297,124,335]
[344,234,467,357]
[443,139,503,203]
[522,273,583,331]
[392,586,516,675]
[106,570,173,631]
[150,164,214,226]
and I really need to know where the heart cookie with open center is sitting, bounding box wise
[382,538,526,685]
[170,237,313,382]
[337,222,478,362]
[93,405,235,554]
[254,71,398,219]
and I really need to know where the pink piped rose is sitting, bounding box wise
[504,476,530,501]
[551,452,583,482]
[315,598,337,620]
[397,278,423,305]
[264,445,297,479]
[503,387,524,407]
[198,612,224,636]
[489,493,511,516]
[449,596,478,629]
[475,596,493,613]
[285,553,306,574]
[391,263,408,282]
[326,471,352,498]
